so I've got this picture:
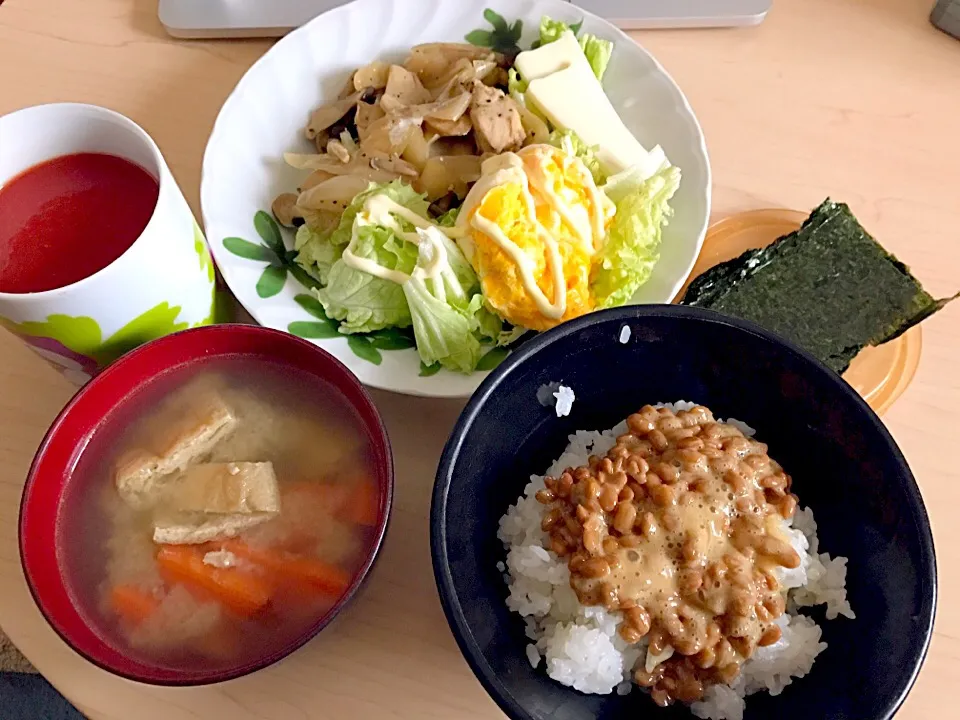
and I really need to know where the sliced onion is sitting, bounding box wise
[417,155,482,200]
[384,65,431,106]
[405,44,495,87]
[401,126,430,170]
[425,115,473,137]
[370,154,420,177]
[297,175,372,212]
[306,90,364,139]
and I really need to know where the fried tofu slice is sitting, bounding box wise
[114,391,237,509]
[152,462,280,545]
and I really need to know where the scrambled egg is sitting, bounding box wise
[457,145,614,331]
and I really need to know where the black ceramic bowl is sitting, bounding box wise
[432,305,935,720]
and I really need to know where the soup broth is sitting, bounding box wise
[60,355,380,672]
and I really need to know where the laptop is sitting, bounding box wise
[159,0,772,39]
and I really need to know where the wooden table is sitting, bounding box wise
[1,0,958,717]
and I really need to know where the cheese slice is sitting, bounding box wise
[514,30,583,81]
[516,31,668,177]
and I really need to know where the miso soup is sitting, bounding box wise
[60,355,382,672]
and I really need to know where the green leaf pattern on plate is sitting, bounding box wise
[288,321,340,339]
[466,9,523,53]
[223,237,277,262]
[347,335,383,365]
[294,294,329,320]
[256,265,287,298]
[254,210,286,255]
[216,217,426,367]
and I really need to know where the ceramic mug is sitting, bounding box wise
[0,103,217,385]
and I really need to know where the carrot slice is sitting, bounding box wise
[341,480,380,527]
[221,540,352,598]
[156,545,271,617]
[110,585,160,625]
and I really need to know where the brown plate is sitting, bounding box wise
[676,209,921,415]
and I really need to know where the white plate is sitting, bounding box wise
[201,0,711,398]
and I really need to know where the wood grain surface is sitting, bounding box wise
[0,0,958,718]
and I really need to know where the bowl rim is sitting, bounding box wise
[430,304,937,720]
[18,323,395,686]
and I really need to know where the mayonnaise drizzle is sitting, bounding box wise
[457,147,610,322]
[521,148,606,255]
[341,195,461,286]
[338,144,609,326]
[458,153,568,320]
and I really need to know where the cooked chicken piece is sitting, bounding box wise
[384,65,431,106]
[152,462,280,545]
[114,390,237,509]
[468,81,525,154]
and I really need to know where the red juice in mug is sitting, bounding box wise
[0,152,160,294]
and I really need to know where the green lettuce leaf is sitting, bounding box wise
[404,276,481,373]
[294,224,342,285]
[537,16,613,81]
[548,129,606,185]
[401,227,496,373]
[403,229,482,373]
[508,67,529,97]
[497,324,528,347]
[436,206,461,228]
[579,33,613,81]
[316,180,435,333]
[538,16,582,46]
[592,165,681,309]
[328,179,430,247]
[316,215,421,334]
[475,302,504,343]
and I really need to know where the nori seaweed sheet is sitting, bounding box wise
[682,199,956,373]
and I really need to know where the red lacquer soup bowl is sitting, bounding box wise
[19,324,394,685]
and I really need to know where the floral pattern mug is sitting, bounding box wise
[0,104,218,384]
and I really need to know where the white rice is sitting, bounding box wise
[554,386,576,417]
[537,383,576,418]
[619,326,632,344]
[498,402,853,720]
